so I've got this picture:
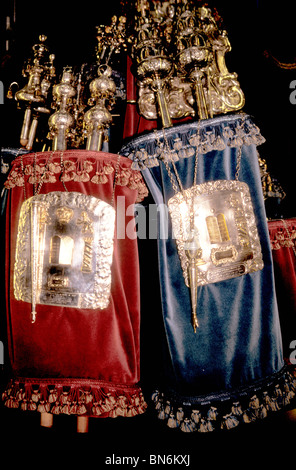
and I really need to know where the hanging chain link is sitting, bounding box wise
[59,151,69,192]
[235,146,242,181]
[111,154,121,208]
[34,151,55,196]
[154,127,201,233]
[20,152,27,201]
[154,130,180,195]
[155,127,243,233]
[154,126,200,197]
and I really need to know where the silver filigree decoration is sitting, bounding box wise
[14,191,115,316]
[168,180,264,287]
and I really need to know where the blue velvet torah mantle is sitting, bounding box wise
[120,113,296,432]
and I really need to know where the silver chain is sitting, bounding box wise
[154,127,199,197]
[34,151,55,196]
[235,146,242,181]
[59,151,69,192]
[154,128,200,232]
[111,154,121,208]
[20,151,27,201]
[155,126,243,234]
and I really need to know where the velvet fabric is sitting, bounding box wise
[2,149,148,417]
[268,218,296,358]
[120,114,294,430]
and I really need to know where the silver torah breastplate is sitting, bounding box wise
[168,180,264,287]
[14,191,115,311]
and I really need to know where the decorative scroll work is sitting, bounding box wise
[14,191,115,313]
[168,180,264,287]
[129,2,245,125]
[120,113,265,170]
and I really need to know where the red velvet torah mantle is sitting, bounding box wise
[2,150,148,418]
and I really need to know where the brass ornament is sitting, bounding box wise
[83,16,127,151]
[83,65,116,151]
[258,154,286,202]
[131,2,178,127]
[129,1,245,125]
[7,3,245,149]
[48,67,77,151]
[8,15,127,152]
[174,5,245,118]
[7,35,56,150]
[14,191,115,322]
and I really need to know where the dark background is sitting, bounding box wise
[1,0,296,220]
[0,0,296,454]
[1,0,296,218]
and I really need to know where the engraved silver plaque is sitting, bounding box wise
[168,180,264,286]
[14,191,115,311]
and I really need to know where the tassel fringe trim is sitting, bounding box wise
[3,150,149,203]
[268,219,296,251]
[2,377,147,418]
[151,367,296,433]
[120,113,265,170]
